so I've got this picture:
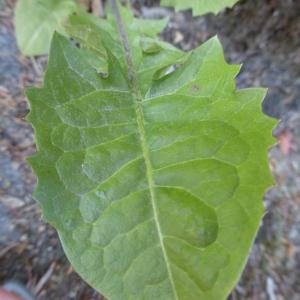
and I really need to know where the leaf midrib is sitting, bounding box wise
[110,1,178,299]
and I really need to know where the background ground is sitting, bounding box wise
[1,0,300,299]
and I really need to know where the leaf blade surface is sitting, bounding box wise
[161,0,240,15]
[27,6,276,300]
[15,0,78,55]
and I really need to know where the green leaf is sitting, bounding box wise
[65,13,110,73]
[15,0,78,55]
[161,0,240,15]
[27,4,276,300]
